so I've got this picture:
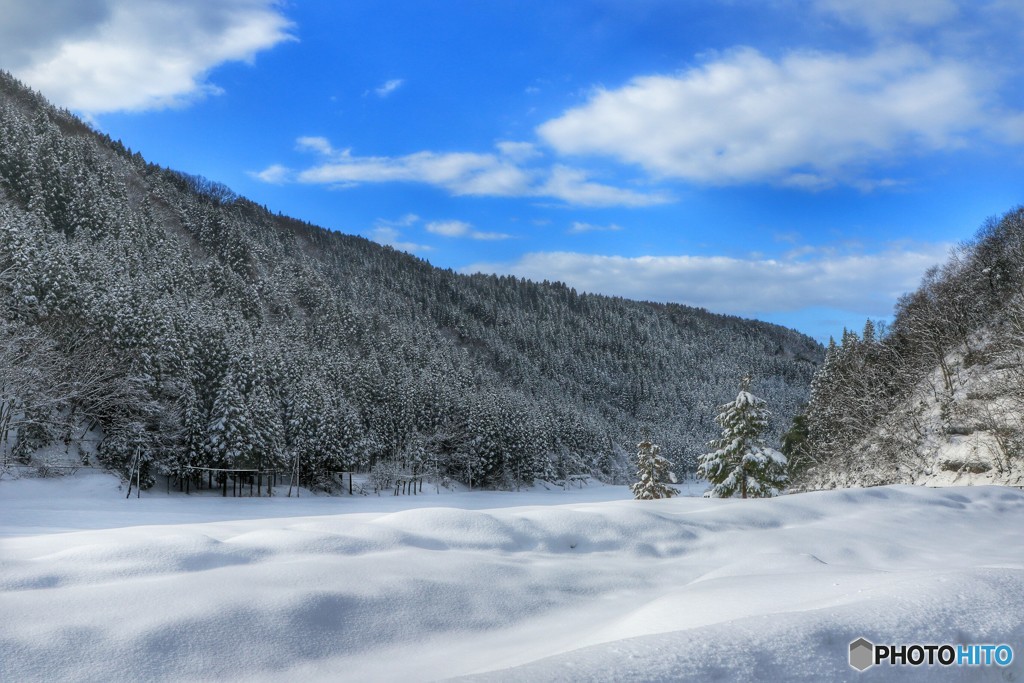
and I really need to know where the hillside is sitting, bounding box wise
[797,206,1024,488]
[0,71,820,491]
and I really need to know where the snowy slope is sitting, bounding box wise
[807,335,1024,490]
[1,473,1022,682]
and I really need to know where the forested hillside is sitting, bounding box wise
[799,206,1024,487]
[0,72,820,491]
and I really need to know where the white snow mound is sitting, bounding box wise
[1,474,1022,682]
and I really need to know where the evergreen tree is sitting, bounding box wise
[698,378,788,498]
[204,375,253,467]
[630,440,678,500]
[780,411,812,478]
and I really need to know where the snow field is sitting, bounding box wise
[1,474,1022,682]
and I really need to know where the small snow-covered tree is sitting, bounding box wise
[698,378,788,498]
[631,439,678,500]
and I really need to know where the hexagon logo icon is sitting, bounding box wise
[849,638,874,671]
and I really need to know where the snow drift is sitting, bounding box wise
[1,474,1022,681]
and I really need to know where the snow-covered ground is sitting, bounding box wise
[1,473,1022,682]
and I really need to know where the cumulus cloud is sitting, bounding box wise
[0,0,109,59]
[537,45,1013,187]
[464,242,952,319]
[2,0,294,113]
[257,137,669,207]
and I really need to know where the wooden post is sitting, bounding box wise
[348,472,353,495]
[125,449,138,499]
[222,472,227,497]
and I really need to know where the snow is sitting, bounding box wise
[815,330,1024,489]
[2,472,1023,682]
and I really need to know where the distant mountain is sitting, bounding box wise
[0,71,821,491]
[797,206,1024,488]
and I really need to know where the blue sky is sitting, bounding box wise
[3,0,1023,341]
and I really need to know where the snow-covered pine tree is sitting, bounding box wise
[631,440,678,500]
[698,378,788,498]
[204,375,254,468]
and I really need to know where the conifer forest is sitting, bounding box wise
[0,72,822,492]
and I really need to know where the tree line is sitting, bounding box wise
[794,206,1024,486]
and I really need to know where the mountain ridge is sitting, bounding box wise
[0,70,821,491]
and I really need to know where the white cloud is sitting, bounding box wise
[426,220,471,237]
[368,226,432,254]
[248,163,290,184]
[568,222,623,234]
[538,166,672,207]
[464,242,952,318]
[297,149,534,196]
[367,215,508,250]
[296,136,337,156]
[470,231,513,241]
[496,141,541,163]
[378,213,421,228]
[373,78,405,98]
[426,220,512,241]
[4,0,295,114]
[538,46,1015,187]
[262,138,669,207]
[814,0,959,33]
